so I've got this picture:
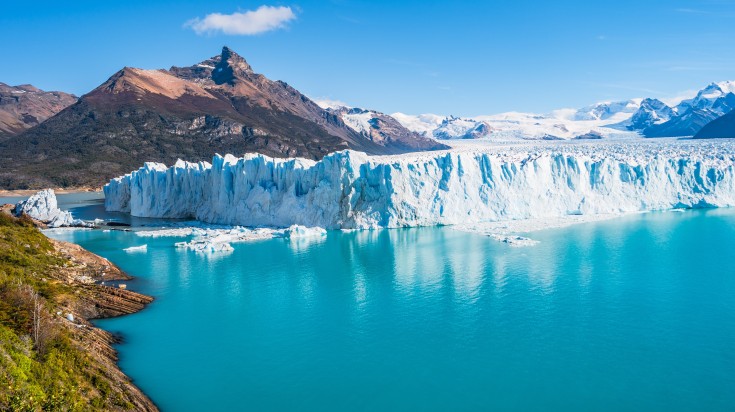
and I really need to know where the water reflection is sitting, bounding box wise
[43,209,735,412]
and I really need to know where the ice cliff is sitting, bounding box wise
[14,189,88,228]
[104,141,735,229]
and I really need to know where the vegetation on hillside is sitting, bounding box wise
[0,213,149,411]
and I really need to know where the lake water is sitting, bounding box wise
[24,195,735,411]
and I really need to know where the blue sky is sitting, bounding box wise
[1,0,734,116]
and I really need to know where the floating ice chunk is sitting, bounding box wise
[137,228,196,237]
[490,234,540,247]
[123,244,148,252]
[283,225,327,239]
[175,239,235,253]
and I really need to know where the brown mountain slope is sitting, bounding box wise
[0,47,445,189]
[0,83,77,138]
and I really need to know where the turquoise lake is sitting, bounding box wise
[37,198,735,411]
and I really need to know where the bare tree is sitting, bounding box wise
[19,284,54,355]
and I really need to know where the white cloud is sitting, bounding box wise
[312,98,350,110]
[187,6,296,36]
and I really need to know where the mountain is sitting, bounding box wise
[392,81,735,141]
[395,110,639,141]
[432,116,492,140]
[695,109,735,138]
[0,47,445,189]
[625,98,674,130]
[0,82,76,138]
[639,81,735,137]
[572,99,641,122]
[324,106,449,150]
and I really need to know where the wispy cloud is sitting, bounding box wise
[186,5,296,36]
[675,8,712,14]
[666,64,722,71]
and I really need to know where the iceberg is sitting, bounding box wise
[283,225,327,239]
[14,189,90,228]
[104,140,735,230]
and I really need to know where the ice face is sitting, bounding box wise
[13,189,86,227]
[104,140,735,230]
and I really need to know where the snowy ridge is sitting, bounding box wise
[105,140,735,230]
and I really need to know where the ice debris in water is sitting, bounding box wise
[490,234,540,247]
[151,225,327,254]
[123,244,148,253]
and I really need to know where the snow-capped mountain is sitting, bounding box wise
[320,105,448,151]
[571,99,642,122]
[625,98,674,130]
[432,116,492,140]
[392,80,735,141]
[641,81,735,137]
[677,81,735,114]
[395,110,639,141]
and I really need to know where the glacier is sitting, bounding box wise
[104,140,735,230]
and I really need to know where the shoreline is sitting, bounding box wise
[46,234,158,410]
[0,209,157,410]
[0,187,100,197]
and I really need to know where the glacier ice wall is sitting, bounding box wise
[104,143,735,229]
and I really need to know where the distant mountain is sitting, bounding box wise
[393,81,735,141]
[324,106,449,150]
[0,47,445,189]
[695,110,735,139]
[432,116,492,140]
[572,99,642,122]
[395,111,639,141]
[0,83,76,138]
[624,98,674,130]
[640,81,735,137]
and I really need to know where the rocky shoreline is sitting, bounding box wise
[0,206,157,410]
[48,236,157,411]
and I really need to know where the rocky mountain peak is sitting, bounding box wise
[212,46,254,85]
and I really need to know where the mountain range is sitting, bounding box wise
[1,47,735,190]
[0,82,76,138]
[388,81,735,141]
[0,47,445,189]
